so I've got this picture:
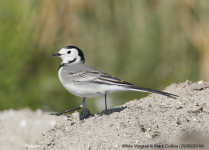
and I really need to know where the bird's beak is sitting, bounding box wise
[52,53,61,56]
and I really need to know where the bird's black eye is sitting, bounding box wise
[67,51,71,54]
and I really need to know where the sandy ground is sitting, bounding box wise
[0,108,64,150]
[1,80,209,150]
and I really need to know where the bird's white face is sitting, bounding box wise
[58,48,79,63]
[52,46,85,64]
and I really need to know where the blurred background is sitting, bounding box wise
[0,0,208,114]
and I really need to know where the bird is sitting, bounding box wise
[50,46,178,117]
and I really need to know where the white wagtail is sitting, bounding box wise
[50,46,178,116]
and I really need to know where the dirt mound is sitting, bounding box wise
[33,80,209,149]
[1,80,209,150]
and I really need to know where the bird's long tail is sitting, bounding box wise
[128,85,178,99]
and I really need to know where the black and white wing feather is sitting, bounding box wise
[69,71,178,99]
[70,71,133,86]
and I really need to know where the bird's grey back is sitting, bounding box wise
[59,63,101,82]
[63,63,99,73]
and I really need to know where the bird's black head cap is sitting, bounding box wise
[65,46,85,62]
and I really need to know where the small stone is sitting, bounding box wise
[198,80,204,84]
[71,122,76,126]
[80,108,93,120]
[176,118,181,124]
[196,123,202,130]
[120,122,126,129]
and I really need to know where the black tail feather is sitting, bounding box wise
[129,85,179,99]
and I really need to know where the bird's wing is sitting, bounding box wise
[70,71,134,86]
[69,71,179,99]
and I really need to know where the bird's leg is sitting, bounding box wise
[50,97,86,117]
[104,92,108,114]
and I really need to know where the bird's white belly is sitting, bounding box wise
[63,82,105,98]
[63,82,127,98]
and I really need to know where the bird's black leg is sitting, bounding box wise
[50,97,86,117]
[104,92,108,114]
